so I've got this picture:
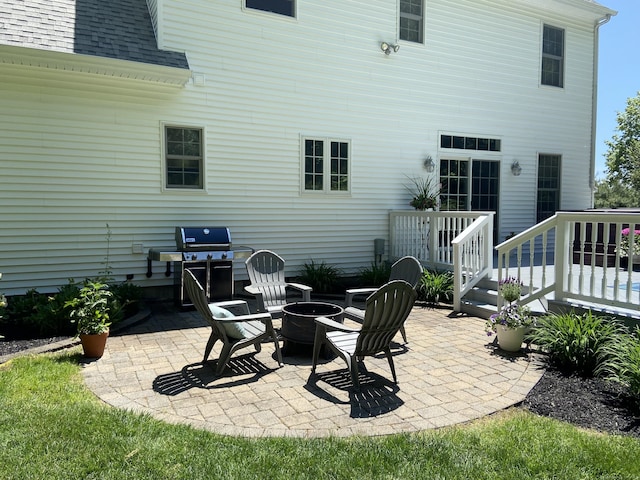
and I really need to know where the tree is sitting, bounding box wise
[594,177,639,208]
[605,92,640,197]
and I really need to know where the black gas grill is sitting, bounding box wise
[148,227,253,307]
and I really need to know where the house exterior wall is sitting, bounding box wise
[0,0,612,296]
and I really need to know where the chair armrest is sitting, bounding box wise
[314,316,360,333]
[216,313,272,324]
[211,299,251,316]
[286,282,313,302]
[345,287,376,307]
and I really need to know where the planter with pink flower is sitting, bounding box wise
[617,227,640,271]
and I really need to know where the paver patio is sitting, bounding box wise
[81,300,544,438]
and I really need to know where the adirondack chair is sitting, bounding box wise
[311,280,417,391]
[244,250,312,317]
[344,256,422,343]
[184,269,283,376]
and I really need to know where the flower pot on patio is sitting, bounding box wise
[496,326,526,352]
[79,331,109,358]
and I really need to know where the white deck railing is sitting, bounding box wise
[451,214,494,310]
[496,212,640,315]
[389,211,494,268]
[389,210,494,310]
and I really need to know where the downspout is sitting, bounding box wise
[589,13,612,206]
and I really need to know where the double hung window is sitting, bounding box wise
[541,24,564,87]
[165,126,204,190]
[399,0,424,43]
[245,0,295,17]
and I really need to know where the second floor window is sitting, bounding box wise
[246,0,295,17]
[303,138,350,193]
[541,24,564,87]
[400,0,424,43]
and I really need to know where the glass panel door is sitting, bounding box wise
[471,160,499,242]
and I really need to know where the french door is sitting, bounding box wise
[440,158,499,241]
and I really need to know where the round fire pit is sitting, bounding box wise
[281,302,344,354]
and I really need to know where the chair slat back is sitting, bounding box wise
[184,269,227,339]
[357,280,417,354]
[246,250,288,307]
[389,256,423,288]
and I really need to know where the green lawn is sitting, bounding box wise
[1,350,639,480]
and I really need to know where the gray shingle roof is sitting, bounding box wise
[0,0,189,70]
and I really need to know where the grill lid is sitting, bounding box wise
[175,227,231,251]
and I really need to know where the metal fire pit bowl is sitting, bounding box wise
[281,302,344,351]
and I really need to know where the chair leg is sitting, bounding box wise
[384,347,398,384]
[215,343,234,376]
[203,331,218,363]
[269,326,284,367]
[311,324,325,374]
[400,325,408,344]
[348,356,360,392]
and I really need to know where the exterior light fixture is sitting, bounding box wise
[381,42,400,55]
[511,161,522,176]
[424,155,435,172]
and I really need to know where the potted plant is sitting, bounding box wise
[65,279,112,358]
[617,227,640,270]
[485,277,535,352]
[405,175,440,211]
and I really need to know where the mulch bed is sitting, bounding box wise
[2,336,639,438]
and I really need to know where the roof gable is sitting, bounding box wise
[0,0,188,70]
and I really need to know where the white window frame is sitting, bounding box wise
[162,123,206,191]
[301,136,351,195]
[244,0,296,18]
[399,0,425,44]
[541,24,565,88]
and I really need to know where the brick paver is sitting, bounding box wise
[80,301,544,437]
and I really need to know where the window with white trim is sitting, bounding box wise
[537,154,561,222]
[541,24,564,87]
[246,0,295,17]
[164,126,204,190]
[303,138,350,193]
[400,0,424,43]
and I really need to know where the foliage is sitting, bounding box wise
[594,177,639,208]
[617,227,640,257]
[530,310,623,377]
[416,269,453,304]
[485,277,534,336]
[404,175,440,210]
[597,326,640,400]
[2,353,640,479]
[297,260,342,294]
[108,281,143,323]
[65,279,112,335]
[357,262,391,287]
[0,284,79,339]
[605,92,640,195]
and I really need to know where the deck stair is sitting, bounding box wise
[459,277,547,319]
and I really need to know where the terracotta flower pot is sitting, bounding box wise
[496,326,526,352]
[79,330,109,358]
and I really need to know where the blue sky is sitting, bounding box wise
[595,0,640,178]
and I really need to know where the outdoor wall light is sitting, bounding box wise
[424,155,435,172]
[511,160,522,176]
[381,42,400,55]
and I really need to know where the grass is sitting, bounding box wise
[2,352,640,479]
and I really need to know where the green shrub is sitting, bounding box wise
[357,262,391,287]
[530,310,623,377]
[0,279,142,339]
[597,326,640,399]
[298,260,342,294]
[417,269,453,304]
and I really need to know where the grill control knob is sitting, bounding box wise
[191,254,197,261]
[222,252,227,259]
[207,254,213,260]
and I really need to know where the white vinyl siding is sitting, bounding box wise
[0,0,611,295]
